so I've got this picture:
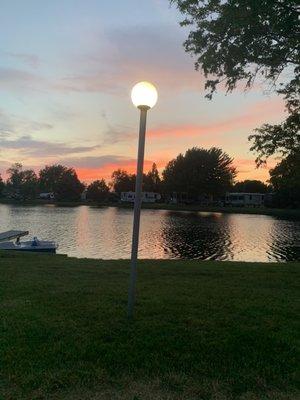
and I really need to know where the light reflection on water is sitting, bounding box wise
[0,204,299,262]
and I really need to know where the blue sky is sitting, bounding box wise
[0,0,285,182]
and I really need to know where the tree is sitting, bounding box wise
[86,179,109,202]
[111,169,136,194]
[269,152,300,207]
[233,180,269,193]
[143,163,161,192]
[171,0,299,164]
[0,174,4,197]
[162,147,236,199]
[112,165,161,195]
[39,164,84,201]
[39,164,66,192]
[6,163,38,200]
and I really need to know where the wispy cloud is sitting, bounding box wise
[55,25,200,94]
[5,52,40,68]
[0,67,46,91]
[100,111,135,144]
[0,135,100,157]
[0,108,53,137]
[63,155,133,169]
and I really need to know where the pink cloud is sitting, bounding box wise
[148,97,285,140]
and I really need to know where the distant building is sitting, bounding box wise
[225,192,265,207]
[39,192,55,200]
[121,191,161,203]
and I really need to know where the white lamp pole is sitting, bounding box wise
[128,81,158,318]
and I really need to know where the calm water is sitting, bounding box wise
[0,204,299,262]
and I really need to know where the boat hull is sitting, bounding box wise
[7,247,56,253]
[0,240,57,253]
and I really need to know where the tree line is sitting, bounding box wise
[1,145,298,207]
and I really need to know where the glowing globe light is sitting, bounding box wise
[131,81,158,109]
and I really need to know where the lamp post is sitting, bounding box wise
[127,81,158,318]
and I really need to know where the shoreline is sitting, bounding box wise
[1,198,300,219]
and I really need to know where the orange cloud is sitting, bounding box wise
[76,158,167,183]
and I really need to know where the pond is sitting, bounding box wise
[0,204,299,262]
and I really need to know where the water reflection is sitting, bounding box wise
[268,220,300,262]
[161,212,233,260]
[0,204,299,262]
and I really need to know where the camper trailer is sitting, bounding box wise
[121,191,161,203]
[225,192,265,207]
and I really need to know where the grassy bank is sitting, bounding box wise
[1,197,300,219]
[0,253,299,399]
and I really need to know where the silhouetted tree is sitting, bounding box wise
[269,151,300,207]
[111,169,136,194]
[233,180,269,193]
[143,163,161,192]
[0,174,4,197]
[112,165,162,194]
[86,179,109,202]
[6,163,38,200]
[171,0,299,165]
[39,164,84,201]
[162,147,236,199]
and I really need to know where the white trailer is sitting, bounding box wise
[121,191,161,203]
[225,192,265,207]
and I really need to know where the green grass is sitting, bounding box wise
[0,253,299,399]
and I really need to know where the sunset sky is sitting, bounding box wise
[0,0,286,183]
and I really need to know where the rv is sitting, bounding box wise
[121,191,161,203]
[225,192,265,207]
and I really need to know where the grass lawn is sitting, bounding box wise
[0,253,299,399]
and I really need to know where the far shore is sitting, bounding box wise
[0,197,300,219]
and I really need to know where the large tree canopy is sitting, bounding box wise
[39,164,84,201]
[86,179,109,202]
[171,0,299,164]
[111,169,136,194]
[162,147,236,198]
[6,163,38,200]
